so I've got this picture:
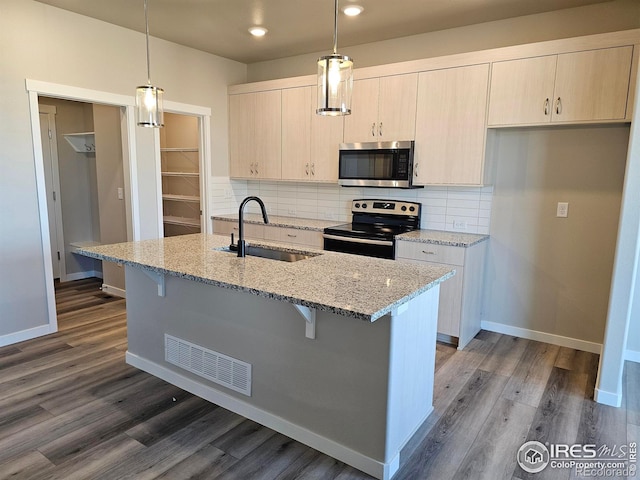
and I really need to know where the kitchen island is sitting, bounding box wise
[78,233,455,480]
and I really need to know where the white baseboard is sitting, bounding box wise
[594,387,622,407]
[625,349,640,363]
[480,321,602,354]
[64,270,103,282]
[0,324,53,348]
[101,284,126,298]
[126,352,391,480]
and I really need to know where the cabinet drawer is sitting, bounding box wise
[213,221,264,240]
[396,241,465,266]
[280,227,323,249]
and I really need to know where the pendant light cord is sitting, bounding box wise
[333,0,338,55]
[144,0,151,85]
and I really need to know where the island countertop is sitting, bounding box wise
[78,233,454,322]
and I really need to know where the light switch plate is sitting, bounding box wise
[117,187,124,200]
[557,202,569,218]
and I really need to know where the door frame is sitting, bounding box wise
[157,101,212,237]
[26,79,140,335]
[38,104,67,281]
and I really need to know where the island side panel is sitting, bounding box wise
[385,285,439,471]
[124,265,392,463]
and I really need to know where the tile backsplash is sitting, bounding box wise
[210,177,492,234]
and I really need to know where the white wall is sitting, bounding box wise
[210,177,492,234]
[0,0,246,341]
[247,0,640,82]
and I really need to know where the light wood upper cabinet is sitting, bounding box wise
[414,64,490,186]
[280,86,342,183]
[344,74,418,143]
[553,47,633,122]
[281,86,312,181]
[487,55,557,125]
[310,89,343,182]
[229,90,281,179]
[488,46,633,126]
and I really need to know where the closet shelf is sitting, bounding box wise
[64,132,96,153]
[163,216,200,227]
[161,171,200,177]
[160,147,199,152]
[162,194,200,203]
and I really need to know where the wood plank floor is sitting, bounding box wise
[0,278,638,479]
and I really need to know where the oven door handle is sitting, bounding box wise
[322,234,394,247]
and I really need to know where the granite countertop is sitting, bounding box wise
[213,214,488,247]
[396,230,489,247]
[212,214,340,232]
[78,234,454,322]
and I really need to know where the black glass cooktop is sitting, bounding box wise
[324,222,413,240]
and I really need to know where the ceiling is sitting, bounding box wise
[35,0,614,64]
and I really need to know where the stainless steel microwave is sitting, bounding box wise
[338,141,418,188]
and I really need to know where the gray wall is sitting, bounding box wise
[94,104,127,290]
[484,126,629,345]
[247,0,640,82]
[0,0,245,340]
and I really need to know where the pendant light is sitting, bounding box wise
[316,0,353,116]
[136,0,164,127]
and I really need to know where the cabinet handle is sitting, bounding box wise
[287,234,297,238]
[311,163,315,175]
[305,163,309,175]
[422,250,436,255]
[255,162,259,175]
[371,122,376,137]
[379,122,383,137]
[544,98,550,116]
[414,162,419,177]
[250,163,254,175]
[555,97,562,115]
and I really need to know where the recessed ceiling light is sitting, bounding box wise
[342,5,363,16]
[248,26,268,37]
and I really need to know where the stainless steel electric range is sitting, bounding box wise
[323,199,422,259]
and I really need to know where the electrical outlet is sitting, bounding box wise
[557,202,569,218]
[117,187,124,200]
[224,188,232,199]
[288,208,297,216]
[453,220,468,230]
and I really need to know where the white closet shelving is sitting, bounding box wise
[64,132,96,153]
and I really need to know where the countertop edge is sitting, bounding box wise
[77,243,456,322]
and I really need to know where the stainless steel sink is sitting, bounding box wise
[216,245,321,262]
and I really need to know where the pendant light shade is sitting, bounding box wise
[136,0,164,127]
[316,0,353,116]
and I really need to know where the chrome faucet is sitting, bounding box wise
[236,196,269,257]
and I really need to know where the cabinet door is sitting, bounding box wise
[487,55,557,126]
[229,93,254,178]
[343,78,380,143]
[310,88,343,182]
[229,91,282,179]
[282,87,312,181]
[377,73,418,141]
[414,64,490,185]
[552,46,633,122]
[253,90,282,180]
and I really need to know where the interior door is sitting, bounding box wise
[39,109,64,279]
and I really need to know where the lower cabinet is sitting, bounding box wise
[396,239,487,349]
[213,220,264,241]
[213,220,323,250]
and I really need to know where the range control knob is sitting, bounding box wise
[354,203,360,208]
[401,205,407,212]
[409,206,416,212]
[362,203,368,209]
